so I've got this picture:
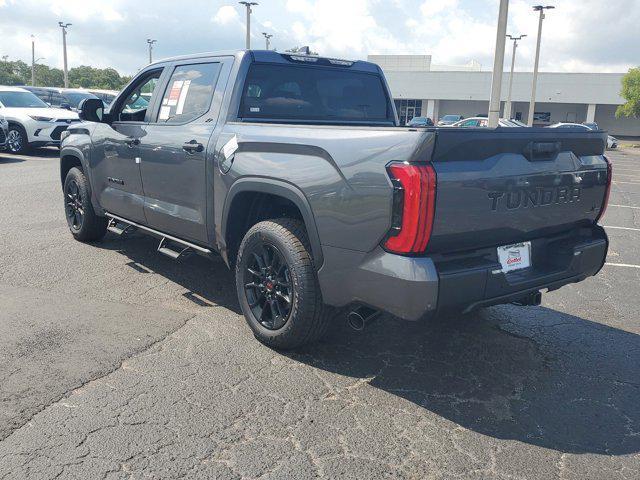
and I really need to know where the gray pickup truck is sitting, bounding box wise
[60,50,612,349]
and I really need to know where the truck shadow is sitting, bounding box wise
[289,305,640,456]
[95,234,639,455]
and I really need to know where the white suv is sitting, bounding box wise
[0,86,80,154]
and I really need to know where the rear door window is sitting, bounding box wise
[156,63,221,124]
[239,63,392,123]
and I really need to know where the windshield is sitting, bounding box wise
[0,91,49,108]
[442,115,460,121]
[63,92,98,108]
[410,117,426,123]
[240,63,393,124]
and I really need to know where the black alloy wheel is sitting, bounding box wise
[65,178,84,231]
[243,242,293,330]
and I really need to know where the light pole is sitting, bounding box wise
[487,0,509,128]
[262,32,273,50]
[58,22,71,88]
[239,2,258,49]
[527,5,554,126]
[31,35,35,86]
[504,34,526,119]
[147,38,157,64]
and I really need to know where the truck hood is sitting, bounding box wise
[0,107,79,121]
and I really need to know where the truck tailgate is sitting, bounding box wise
[428,128,610,254]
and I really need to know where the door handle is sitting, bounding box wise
[125,137,140,148]
[183,140,204,154]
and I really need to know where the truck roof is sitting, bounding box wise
[148,50,382,74]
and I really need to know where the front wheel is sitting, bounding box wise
[6,124,30,154]
[63,167,108,242]
[235,219,332,350]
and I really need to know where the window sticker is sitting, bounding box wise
[159,105,171,121]
[176,80,191,115]
[167,80,183,106]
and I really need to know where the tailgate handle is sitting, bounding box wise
[524,141,561,161]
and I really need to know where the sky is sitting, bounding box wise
[0,0,638,76]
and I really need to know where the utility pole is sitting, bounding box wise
[504,34,526,119]
[262,32,273,50]
[239,2,258,49]
[527,5,554,126]
[31,35,35,86]
[58,22,71,88]
[488,0,509,128]
[147,38,157,64]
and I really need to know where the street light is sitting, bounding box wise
[504,34,527,119]
[487,0,509,128]
[58,22,72,88]
[527,5,554,126]
[239,2,258,50]
[147,38,157,64]
[262,32,273,50]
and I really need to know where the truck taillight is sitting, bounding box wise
[596,156,613,223]
[383,162,436,254]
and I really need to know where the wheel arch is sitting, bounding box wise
[221,178,323,270]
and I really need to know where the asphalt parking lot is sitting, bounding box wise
[0,147,639,479]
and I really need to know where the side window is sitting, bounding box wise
[116,70,162,122]
[156,63,221,124]
[49,92,65,107]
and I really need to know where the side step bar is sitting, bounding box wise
[105,213,212,260]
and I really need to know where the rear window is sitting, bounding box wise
[239,63,392,124]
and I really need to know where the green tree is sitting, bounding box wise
[616,67,640,118]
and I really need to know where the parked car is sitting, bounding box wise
[0,114,8,151]
[548,122,617,149]
[437,114,464,126]
[60,50,611,349]
[407,116,434,127]
[0,86,80,154]
[21,86,99,112]
[452,117,522,128]
[87,89,119,106]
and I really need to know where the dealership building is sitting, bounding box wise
[369,55,639,137]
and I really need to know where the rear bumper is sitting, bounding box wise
[318,226,608,320]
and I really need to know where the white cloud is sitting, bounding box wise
[212,5,239,25]
[49,0,124,22]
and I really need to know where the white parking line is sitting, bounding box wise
[609,204,640,209]
[604,225,640,232]
[613,181,640,185]
[605,262,640,269]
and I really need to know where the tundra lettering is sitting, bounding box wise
[59,50,612,349]
[489,186,582,211]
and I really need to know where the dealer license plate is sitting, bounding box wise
[497,242,531,273]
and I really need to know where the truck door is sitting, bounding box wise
[93,68,165,223]
[138,58,228,244]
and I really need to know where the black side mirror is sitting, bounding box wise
[61,102,72,110]
[78,98,105,123]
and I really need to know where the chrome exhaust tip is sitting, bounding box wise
[347,306,380,331]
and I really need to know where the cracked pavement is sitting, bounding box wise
[0,148,639,479]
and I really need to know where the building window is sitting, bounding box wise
[395,99,422,125]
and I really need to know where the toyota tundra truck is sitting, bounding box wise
[60,50,612,349]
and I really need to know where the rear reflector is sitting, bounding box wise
[596,156,613,223]
[383,162,436,254]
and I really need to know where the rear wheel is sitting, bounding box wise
[6,124,30,154]
[235,219,332,349]
[63,167,107,242]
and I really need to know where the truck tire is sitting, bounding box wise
[235,218,332,349]
[6,124,30,154]
[63,167,108,242]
